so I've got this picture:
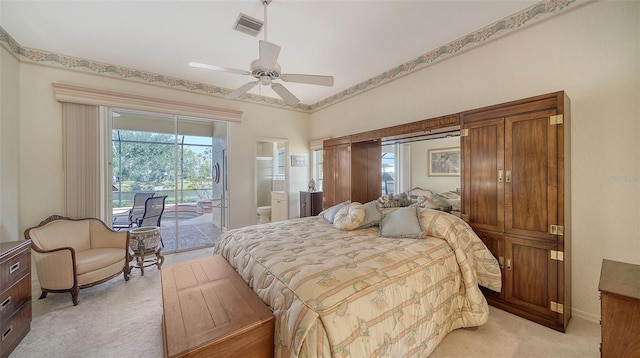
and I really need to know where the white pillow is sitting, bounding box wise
[333,202,365,230]
[379,207,425,239]
[322,201,350,223]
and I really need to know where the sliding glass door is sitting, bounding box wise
[111,109,228,253]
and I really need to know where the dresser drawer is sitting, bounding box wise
[0,299,31,358]
[0,249,30,290]
[0,277,31,326]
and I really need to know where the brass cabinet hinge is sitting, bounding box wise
[460,128,469,137]
[550,114,564,125]
[550,250,564,261]
[550,301,564,314]
[550,225,564,235]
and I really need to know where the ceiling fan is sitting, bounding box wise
[189,0,334,105]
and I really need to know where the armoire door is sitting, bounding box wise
[351,141,381,204]
[323,145,337,208]
[462,117,505,233]
[323,142,351,208]
[505,109,558,240]
[504,236,559,321]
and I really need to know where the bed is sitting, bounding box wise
[214,207,501,357]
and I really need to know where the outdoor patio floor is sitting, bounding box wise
[114,209,223,253]
[159,213,222,252]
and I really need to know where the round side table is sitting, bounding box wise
[129,226,164,276]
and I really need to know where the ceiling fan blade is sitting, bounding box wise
[271,83,300,105]
[259,40,281,69]
[225,81,258,99]
[281,73,334,87]
[189,62,250,76]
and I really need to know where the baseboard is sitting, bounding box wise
[571,307,600,323]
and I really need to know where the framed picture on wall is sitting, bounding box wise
[428,147,460,176]
[290,155,308,167]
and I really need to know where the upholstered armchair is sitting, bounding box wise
[24,215,130,305]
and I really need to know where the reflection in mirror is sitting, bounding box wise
[381,130,461,198]
[256,139,288,224]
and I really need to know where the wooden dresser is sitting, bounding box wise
[0,240,31,358]
[161,255,274,358]
[598,259,640,357]
[300,191,323,217]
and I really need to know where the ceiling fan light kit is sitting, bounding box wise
[189,0,333,105]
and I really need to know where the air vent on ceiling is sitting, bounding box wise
[234,13,263,37]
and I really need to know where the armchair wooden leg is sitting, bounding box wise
[39,291,48,300]
[71,287,79,306]
[123,264,130,281]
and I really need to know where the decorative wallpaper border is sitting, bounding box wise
[1,0,579,113]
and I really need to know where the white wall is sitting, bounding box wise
[310,1,640,322]
[0,43,20,242]
[16,63,310,233]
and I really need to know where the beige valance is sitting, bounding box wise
[52,83,243,122]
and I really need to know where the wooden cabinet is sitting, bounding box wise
[0,240,31,358]
[270,191,287,222]
[599,259,640,357]
[322,137,351,209]
[350,141,382,204]
[300,191,323,217]
[322,114,460,210]
[323,137,382,210]
[461,91,571,332]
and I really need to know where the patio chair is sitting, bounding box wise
[137,195,167,227]
[137,196,167,248]
[113,192,154,230]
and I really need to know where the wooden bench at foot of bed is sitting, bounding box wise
[161,255,275,358]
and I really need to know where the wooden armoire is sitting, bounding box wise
[460,91,571,332]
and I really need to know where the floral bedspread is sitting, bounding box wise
[214,209,501,357]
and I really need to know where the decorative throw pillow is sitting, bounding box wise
[420,194,453,212]
[358,200,382,229]
[438,191,461,211]
[377,194,413,208]
[379,207,425,239]
[322,201,350,223]
[333,202,365,231]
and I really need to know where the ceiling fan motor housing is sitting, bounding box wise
[250,59,281,79]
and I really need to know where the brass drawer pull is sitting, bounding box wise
[1,296,10,310]
[9,262,20,274]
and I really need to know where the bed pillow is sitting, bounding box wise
[438,191,461,211]
[420,194,453,212]
[333,202,366,230]
[358,200,382,229]
[321,201,350,223]
[379,206,425,239]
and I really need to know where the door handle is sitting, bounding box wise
[498,170,504,183]
[506,170,511,183]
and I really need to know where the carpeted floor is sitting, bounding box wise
[12,248,600,357]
